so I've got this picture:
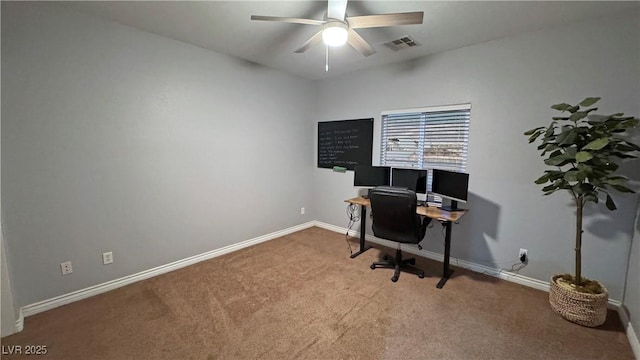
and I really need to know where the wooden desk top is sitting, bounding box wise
[345,196,467,222]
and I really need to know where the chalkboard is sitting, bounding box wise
[318,118,373,170]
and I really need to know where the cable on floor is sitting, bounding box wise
[345,203,360,254]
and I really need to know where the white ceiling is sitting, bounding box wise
[57,1,639,80]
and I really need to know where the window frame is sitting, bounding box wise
[380,103,471,203]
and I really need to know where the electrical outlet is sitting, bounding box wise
[300,207,305,215]
[60,261,73,275]
[103,252,113,265]
[519,248,528,263]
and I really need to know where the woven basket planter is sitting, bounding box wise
[549,274,608,327]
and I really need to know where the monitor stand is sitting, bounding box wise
[439,200,461,212]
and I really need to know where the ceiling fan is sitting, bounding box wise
[251,0,424,58]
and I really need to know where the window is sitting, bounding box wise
[380,103,470,202]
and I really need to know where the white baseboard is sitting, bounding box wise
[14,309,23,333]
[618,306,640,359]
[313,221,348,235]
[16,221,316,327]
[313,221,622,308]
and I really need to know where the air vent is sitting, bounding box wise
[383,35,421,51]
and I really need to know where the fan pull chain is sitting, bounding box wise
[325,45,329,72]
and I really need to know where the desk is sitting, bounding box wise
[344,196,467,288]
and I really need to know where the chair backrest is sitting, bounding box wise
[369,186,426,244]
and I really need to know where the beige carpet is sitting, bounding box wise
[1,227,634,359]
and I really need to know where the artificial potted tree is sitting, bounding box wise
[524,97,639,327]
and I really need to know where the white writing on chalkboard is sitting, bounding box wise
[318,129,360,162]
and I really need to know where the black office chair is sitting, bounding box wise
[369,186,431,282]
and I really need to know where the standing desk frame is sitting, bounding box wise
[344,196,467,289]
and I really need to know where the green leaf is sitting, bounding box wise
[552,117,570,121]
[608,175,627,180]
[543,180,566,192]
[611,184,635,193]
[582,138,609,151]
[580,183,594,192]
[544,154,573,166]
[547,172,565,181]
[572,183,594,196]
[579,97,600,107]
[614,144,637,152]
[564,170,578,183]
[606,177,628,186]
[590,178,604,188]
[612,152,637,159]
[551,103,572,111]
[620,141,640,151]
[528,132,543,143]
[569,112,588,122]
[548,150,563,158]
[541,144,559,156]
[577,164,592,173]
[605,194,617,210]
[524,127,544,136]
[534,174,550,184]
[575,151,593,162]
[572,184,585,195]
[557,130,577,145]
[544,122,556,136]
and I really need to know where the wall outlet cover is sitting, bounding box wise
[60,261,73,275]
[103,252,113,265]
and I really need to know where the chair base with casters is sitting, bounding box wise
[370,243,425,282]
[368,186,430,283]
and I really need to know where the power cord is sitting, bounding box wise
[345,204,360,254]
[431,221,528,276]
[448,250,528,277]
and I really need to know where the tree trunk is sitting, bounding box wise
[575,197,584,287]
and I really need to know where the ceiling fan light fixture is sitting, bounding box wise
[322,21,348,47]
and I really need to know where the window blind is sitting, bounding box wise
[381,104,470,202]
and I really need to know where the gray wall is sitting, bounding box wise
[312,11,640,301]
[1,1,17,333]
[625,204,640,337]
[1,2,316,308]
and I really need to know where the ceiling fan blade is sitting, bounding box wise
[347,29,375,57]
[294,30,324,53]
[347,12,424,29]
[250,15,325,26]
[327,0,348,20]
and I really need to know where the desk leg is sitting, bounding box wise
[436,221,454,288]
[350,205,372,259]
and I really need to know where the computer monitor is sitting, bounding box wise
[353,165,391,187]
[431,169,469,211]
[391,168,428,200]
